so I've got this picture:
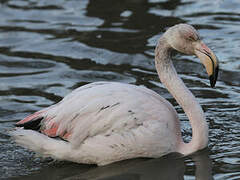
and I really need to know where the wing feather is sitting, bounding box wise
[16,82,179,148]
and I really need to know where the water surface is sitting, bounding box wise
[0,0,239,179]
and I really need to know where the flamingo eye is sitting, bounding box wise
[188,35,198,41]
[188,33,201,41]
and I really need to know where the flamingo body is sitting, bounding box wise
[13,82,181,165]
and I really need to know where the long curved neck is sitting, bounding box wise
[155,36,208,155]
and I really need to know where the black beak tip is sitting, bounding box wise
[209,75,215,88]
[209,65,219,88]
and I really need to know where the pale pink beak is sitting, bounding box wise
[194,41,219,88]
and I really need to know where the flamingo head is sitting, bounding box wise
[164,24,219,88]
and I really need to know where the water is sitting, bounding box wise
[0,0,239,179]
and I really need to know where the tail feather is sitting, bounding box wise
[10,129,71,160]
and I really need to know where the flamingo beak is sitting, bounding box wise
[194,41,219,88]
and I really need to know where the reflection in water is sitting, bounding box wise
[65,157,186,180]
[15,150,212,180]
[192,151,213,180]
[61,150,212,180]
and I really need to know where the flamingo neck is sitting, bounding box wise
[154,37,208,155]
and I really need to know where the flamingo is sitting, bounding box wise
[11,24,219,166]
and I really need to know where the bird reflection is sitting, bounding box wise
[192,150,214,180]
[63,149,213,180]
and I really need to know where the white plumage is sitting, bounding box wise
[13,82,181,165]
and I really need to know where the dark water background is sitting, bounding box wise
[0,0,239,179]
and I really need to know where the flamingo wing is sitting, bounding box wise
[15,81,179,148]
[16,110,71,140]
